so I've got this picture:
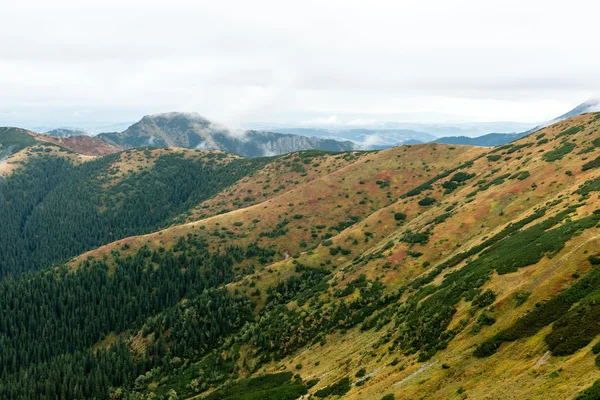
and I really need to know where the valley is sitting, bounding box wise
[0,112,600,399]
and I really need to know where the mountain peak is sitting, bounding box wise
[552,99,600,121]
[141,111,211,123]
[97,112,356,156]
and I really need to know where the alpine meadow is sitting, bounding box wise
[3,1,600,399]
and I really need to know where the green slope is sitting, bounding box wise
[0,150,270,277]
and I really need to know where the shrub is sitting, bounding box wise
[450,171,476,183]
[306,378,320,389]
[203,372,307,400]
[517,171,530,180]
[506,143,533,154]
[477,313,496,326]
[513,291,531,307]
[405,184,433,197]
[401,231,430,245]
[589,255,600,265]
[542,142,576,162]
[576,378,600,400]
[556,125,583,138]
[578,146,595,155]
[314,377,351,398]
[418,197,436,206]
[582,156,600,171]
[473,289,496,308]
[394,212,406,221]
[442,180,459,193]
[545,295,600,355]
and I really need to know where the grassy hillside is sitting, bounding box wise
[30,131,121,156]
[0,127,38,160]
[1,113,600,399]
[70,144,484,270]
[0,148,271,277]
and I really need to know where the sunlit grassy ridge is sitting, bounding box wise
[2,113,600,399]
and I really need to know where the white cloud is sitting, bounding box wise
[302,116,342,126]
[0,0,599,128]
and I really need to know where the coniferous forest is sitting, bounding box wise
[0,151,269,277]
[2,111,600,399]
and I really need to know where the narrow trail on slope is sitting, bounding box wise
[394,361,437,386]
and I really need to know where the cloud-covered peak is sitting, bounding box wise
[142,112,211,123]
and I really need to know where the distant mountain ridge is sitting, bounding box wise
[44,128,88,137]
[434,132,525,146]
[97,112,356,157]
[272,127,436,148]
[435,100,600,146]
[0,126,119,158]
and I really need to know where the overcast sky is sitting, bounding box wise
[1,0,600,129]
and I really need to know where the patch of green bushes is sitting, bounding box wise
[556,125,583,138]
[542,142,576,162]
[506,143,533,154]
[575,177,600,196]
[314,377,351,398]
[401,231,430,245]
[203,372,307,400]
[576,378,600,400]
[395,208,597,359]
[472,289,496,308]
[418,197,436,206]
[474,241,600,357]
[582,155,600,171]
[394,212,406,221]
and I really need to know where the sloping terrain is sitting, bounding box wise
[71,143,483,267]
[1,113,600,399]
[435,131,528,146]
[0,147,271,277]
[97,112,356,157]
[0,127,98,177]
[30,131,121,155]
[44,128,88,137]
[0,127,38,158]
[0,126,119,165]
[435,100,599,147]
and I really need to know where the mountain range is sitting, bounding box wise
[45,128,89,137]
[97,112,355,157]
[1,108,600,398]
[434,99,600,146]
[270,127,437,148]
[13,100,596,157]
